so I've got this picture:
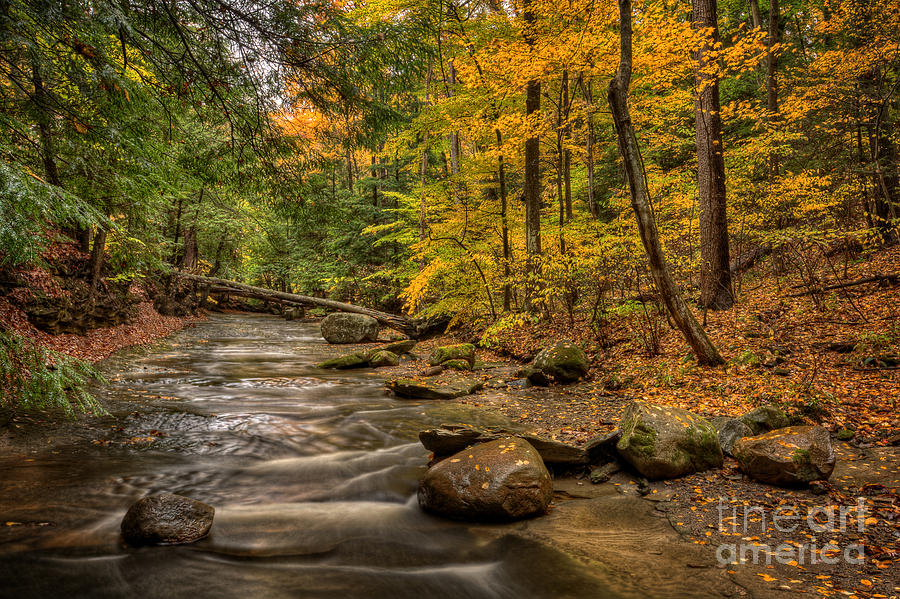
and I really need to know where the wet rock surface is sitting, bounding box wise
[121,493,214,546]
[417,437,553,521]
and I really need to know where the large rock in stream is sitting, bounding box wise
[320,313,379,344]
[739,405,790,435]
[418,437,553,521]
[429,343,476,368]
[530,340,589,384]
[616,401,723,480]
[121,493,214,546]
[734,426,835,486]
[387,377,483,400]
[419,425,589,467]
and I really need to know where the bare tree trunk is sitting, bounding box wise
[693,0,734,310]
[449,60,462,204]
[561,70,573,221]
[419,59,434,244]
[608,0,724,367]
[766,0,780,178]
[748,0,761,30]
[580,74,599,218]
[524,0,542,311]
[88,228,107,295]
[497,128,513,312]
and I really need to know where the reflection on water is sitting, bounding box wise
[0,314,620,598]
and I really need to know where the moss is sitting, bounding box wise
[791,448,811,464]
[836,429,855,441]
[619,420,658,458]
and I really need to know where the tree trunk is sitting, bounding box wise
[449,60,462,205]
[176,273,419,337]
[88,228,107,295]
[693,0,734,310]
[580,74,598,218]
[523,0,542,311]
[419,59,434,244]
[497,128,513,312]
[766,0,780,178]
[608,0,724,367]
[562,70,573,221]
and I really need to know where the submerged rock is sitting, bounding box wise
[531,340,589,383]
[315,352,369,369]
[734,426,835,486]
[320,313,379,344]
[739,405,790,435]
[121,493,214,546]
[429,343,476,368]
[418,437,553,521]
[616,401,723,480]
[387,377,483,400]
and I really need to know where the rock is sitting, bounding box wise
[320,313,379,344]
[419,426,589,467]
[367,350,400,368]
[442,359,471,371]
[417,437,553,521]
[420,366,444,376]
[739,405,790,435]
[429,343,476,367]
[316,352,369,369]
[523,367,550,386]
[616,401,723,480]
[710,417,753,456]
[733,426,836,486]
[836,429,855,441]
[584,429,623,464]
[531,340,589,383]
[589,461,622,484]
[121,493,214,546]
[381,339,416,354]
[387,377,483,400]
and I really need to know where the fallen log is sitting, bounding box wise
[730,245,773,275]
[787,273,900,297]
[176,273,420,337]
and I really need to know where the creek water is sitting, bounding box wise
[0,314,628,599]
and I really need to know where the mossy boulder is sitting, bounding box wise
[616,401,723,480]
[381,339,417,355]
[418,437,553,521]
[531,340,589,383]
[733,426,835,486]
[429,343,476,367]
[368,350,400,368]
[739,405,790,435]
[442,359,471,371]
[320,313,379,344]
[710,417,753,456]
[315,352,369,369]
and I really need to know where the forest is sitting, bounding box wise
[0,0,898,596]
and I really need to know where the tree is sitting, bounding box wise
[693,0,733,310]
[523,0,542,311]
[608,0,725,366]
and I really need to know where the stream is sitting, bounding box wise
[0,314,748,599]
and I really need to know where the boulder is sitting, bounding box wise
[739,405,790,435]
[589,461,622,484]
[710,417,753,456]
[418,437,553,521]
[387,377,483,400]
[418,426,589,467]
[316,352,369,369]
[429,343,476,367]
[522,367,550,387]
[121,493,214,546]
[320,313,379,344]
[531,340,589,383]
[381,339,417,355]
[442,359,471,371]
[616,401,723,480]
[584,429,623,464]
[733,426,835,486]
[367,350,400,368]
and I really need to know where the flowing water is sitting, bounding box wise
[0,314,634,599]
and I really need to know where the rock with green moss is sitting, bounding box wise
[429,343,476,367]
[368,350,400,368]
[320,313,379,344]
[441,359,471,371]
[739,405,790,435]
[710,417,753,456]
[381,339,417,355]
[733,426,835,486]
[616,401,723,480]
[836,429,855,441]
[315,352,369,369]
[531,340,589,383]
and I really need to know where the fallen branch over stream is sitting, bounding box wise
[175,272,438,338]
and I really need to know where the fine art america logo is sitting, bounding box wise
[715,498,868,565]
